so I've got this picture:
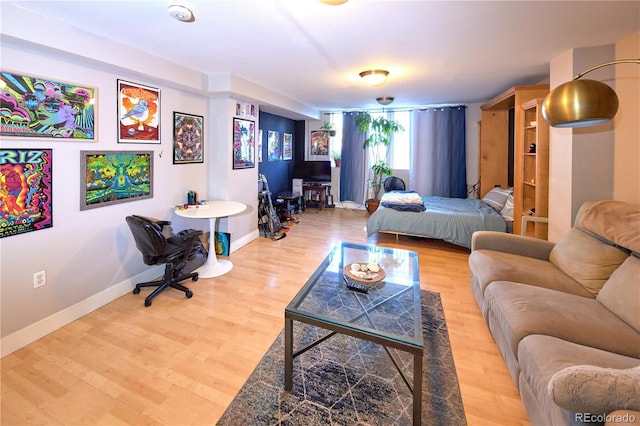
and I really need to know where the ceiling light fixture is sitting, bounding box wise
[376,96,394,106]
[168,5,195,23]
[320,0,349,5]
[542,58,640,128]
[359,69,389,86]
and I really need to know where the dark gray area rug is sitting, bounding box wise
[217,290,467,426]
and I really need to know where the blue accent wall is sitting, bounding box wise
[258,111,301,196]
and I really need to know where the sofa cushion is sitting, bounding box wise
[517,335,640,425]
[484,281,640,359]
[469,250,593,299]
[577,200,640,254]
[549,227,630,296]
[597,255,640,333]
[548,365,640,414]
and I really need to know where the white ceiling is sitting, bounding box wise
[6,0,640,118]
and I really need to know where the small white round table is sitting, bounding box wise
[174,200,246,278]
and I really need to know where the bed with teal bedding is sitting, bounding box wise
[366,195,507,249]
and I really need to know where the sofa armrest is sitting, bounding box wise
[548,365,640,417]
[471,231,555,261]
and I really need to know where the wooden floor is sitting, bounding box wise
[1,207,530,426]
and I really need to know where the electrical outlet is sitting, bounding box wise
[33,270,46,288]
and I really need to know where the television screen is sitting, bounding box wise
[293,160,331,183]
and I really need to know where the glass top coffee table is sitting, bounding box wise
[284,241,423,424]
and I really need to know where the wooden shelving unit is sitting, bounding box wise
[479,85,549,198]
[515,98,549,238]
[479,84,550,238]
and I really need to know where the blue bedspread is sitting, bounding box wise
[366,195,506,249]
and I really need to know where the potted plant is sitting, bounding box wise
[354,113,404,213]
[320,121,337,137]
[331,150,341,167]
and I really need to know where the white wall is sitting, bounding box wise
[0,5,294,356]
[548,35,640,241]
[465,103,483,196]
[0,44,211,345]
[614,32,640,204]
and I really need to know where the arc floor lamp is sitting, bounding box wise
[542,58,640,128]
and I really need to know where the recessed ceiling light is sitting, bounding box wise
[376,97,394,106]
[320,0,349,5]
[169,5,194,23]
[359,69,389,86]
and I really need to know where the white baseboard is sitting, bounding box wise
[1,231,259,358]
[0,267,162,358]
[232,229,259,252]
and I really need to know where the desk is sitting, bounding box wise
[175,200,246,278]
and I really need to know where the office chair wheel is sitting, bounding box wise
[133,287,141,295]
[192,273,199,282]
[145,299,152,307]
[185,290,193,298]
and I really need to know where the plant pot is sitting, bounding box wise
[365,198,380,214]
[334,159,341,167]
[329,130,336,137]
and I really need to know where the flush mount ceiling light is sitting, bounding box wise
[359,69,389,86]
[376,96,394,106]
[320,0,349,4]
[542,58,640,128]
[168,5,195,23]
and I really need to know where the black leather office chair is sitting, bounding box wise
[126,215,207,307]
[384,176,406,192]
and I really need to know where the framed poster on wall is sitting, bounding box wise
[173,111,204,164]
[283,133,293,160]
[0,148,53,238]
[0,70,96,140]
[232,118,255,169]
[117,80,160,143]
[307,130,330,161]
[80,151,153,210]
[268,130,280,161]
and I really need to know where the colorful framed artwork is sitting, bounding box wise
[173,112,204,164]
[268,130,280,161]
[258,129,263,162]
[117,80,160,143]
[214,231,230,256]
[232,118,255,169]
[307,130,330,160]
[0,148,53,238]
[0,70,96,140]
[81,151,153,210]
[283,133,293,160]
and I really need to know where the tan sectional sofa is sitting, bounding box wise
[469,200,640,426]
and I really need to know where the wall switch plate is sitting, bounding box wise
[34,270,46,288]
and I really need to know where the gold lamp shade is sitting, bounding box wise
[541,59,639,128]
[542,79,618,128]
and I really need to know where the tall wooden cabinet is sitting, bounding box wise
[479,84,549,237]
[516,98,549,238]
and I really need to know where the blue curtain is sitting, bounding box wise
[409,106,467,198]
[340,112,368,203]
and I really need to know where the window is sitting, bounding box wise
[328,110,410,170]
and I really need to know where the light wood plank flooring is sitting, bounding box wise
[1,207,530,425]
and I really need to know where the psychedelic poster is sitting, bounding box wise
[232,118,255,169]
[0,149,53,238]
[0,71,96,140]
[81,151,153,210]
[117,80,160,143]
[268,130,280,161]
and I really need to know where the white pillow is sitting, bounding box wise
[500,194,514,221]
[482,187,512,212]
